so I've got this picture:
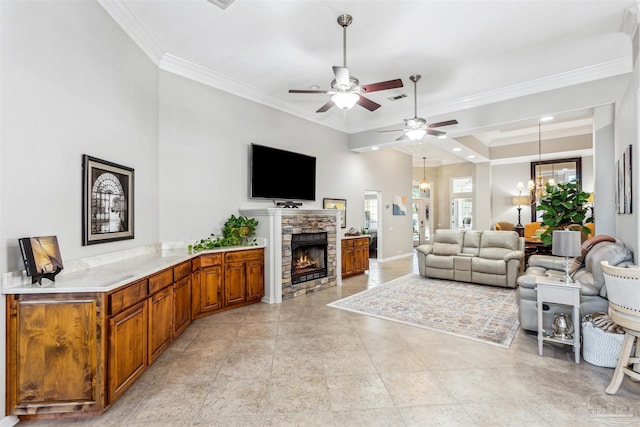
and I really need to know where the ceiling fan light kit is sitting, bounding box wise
[288,14,403,113]
[378,74,458,142]
[331,92,359,110]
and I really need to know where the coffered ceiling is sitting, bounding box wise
[99,0,636,166]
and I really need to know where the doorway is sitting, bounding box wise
[412,199,432,246]
[364,191,381,259]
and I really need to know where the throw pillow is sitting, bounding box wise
[432,242,461,256]
[569,235,616,276]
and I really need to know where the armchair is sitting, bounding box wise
[517,237,634,332]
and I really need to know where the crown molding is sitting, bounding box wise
[97,0,164,65]
[346,57,631,134]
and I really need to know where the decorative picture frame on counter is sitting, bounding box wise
[323,198,347,228]
[82,155,134,245]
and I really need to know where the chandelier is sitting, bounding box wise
[528,119,555,203]
[419,157,430,191]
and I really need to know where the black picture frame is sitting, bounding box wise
[82,155,134,245]
[617,145,632,214]
[323,198,347,228]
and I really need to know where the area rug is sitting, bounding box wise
[328,274,520,348]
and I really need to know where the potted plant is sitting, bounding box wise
[536,180,592,246]
[188,214,259,252]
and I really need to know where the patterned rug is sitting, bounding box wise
[328,274,520,348]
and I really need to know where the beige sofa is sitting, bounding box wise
[416,229,524,288]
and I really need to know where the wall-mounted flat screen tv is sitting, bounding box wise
[251,143,316,201]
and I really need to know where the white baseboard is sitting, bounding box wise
[377,252,414,263]
[0,416,19,427]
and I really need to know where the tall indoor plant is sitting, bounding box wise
[536,180,592,246]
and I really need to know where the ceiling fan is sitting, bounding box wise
[288,14,403,113]
[379,74,458,141]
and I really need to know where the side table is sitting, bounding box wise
[535,275,581,363]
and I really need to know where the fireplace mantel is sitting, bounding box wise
[239,208,341,303]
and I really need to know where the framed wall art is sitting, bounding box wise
[323,198,346,228]
[82,155,134,245]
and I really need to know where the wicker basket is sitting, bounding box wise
[581,321,625,368]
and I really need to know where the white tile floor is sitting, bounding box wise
[19,255,640,426]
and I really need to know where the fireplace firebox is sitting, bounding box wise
[291,232,327,284]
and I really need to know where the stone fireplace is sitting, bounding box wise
[239,208,340,303]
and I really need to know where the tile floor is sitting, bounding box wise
[19,255,640,426]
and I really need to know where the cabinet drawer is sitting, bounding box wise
[109,280,148,316]
[191,257,201,271]
[225,248,264,263]
[173,261,191,281]
[200,253,222,267]
[148,269,173,295]
[355,238,369,246]
[342,239,354,248]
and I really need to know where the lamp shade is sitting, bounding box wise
[552,230,581,257]
[512,196,530,206]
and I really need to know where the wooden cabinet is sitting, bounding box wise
[194,249,264,316]
[6,247,264,419]
[342,237,370,278]
[7,292,106,416]
[108,299,147,403]
[225,249,264,306]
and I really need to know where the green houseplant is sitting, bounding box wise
[188,214,259,252]
[535,180,592,246]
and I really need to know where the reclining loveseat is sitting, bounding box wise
[416,229,524,288]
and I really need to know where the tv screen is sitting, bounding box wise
[251,143,316,201]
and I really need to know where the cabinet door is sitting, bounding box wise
[148,286,174,364]
[173,276,191,338]
[200,265,223,312]
[225,261,247,305]
[354,245,364,273]
[108,300,148,404]
[246,258,264,302]
[191,269,201,318]
[342,247,354,277]
[7,293,106,416]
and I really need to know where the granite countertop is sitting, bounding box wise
[3,244,265,295]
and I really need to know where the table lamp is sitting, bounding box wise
[552,230,582,283]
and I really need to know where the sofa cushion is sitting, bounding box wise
[461,230,482,256]
[425,254,455,269]
[433,229,464,245]
[480,230,520,250]
[472,257,507,275]
[432,242,461,256]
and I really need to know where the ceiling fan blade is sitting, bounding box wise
[426,128,446,137]
[357,95,381,111]
[361,79,403,93]
[377,129,404,133]
[289,89,329,94]
[316,100,335,113]
[428,119,458,128]
[333,66,350,87]
[395,133,408,141]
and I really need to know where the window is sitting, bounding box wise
[451,177,472,193]
[364,198,378,230]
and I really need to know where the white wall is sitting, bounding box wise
[158,71,413,260]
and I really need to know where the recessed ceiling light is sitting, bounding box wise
[467,155,476,159]
[371,146,379,151]
[540,116,554,122]
[309,85,320,90]
[453,148,462,152]
[438,135,446,139]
